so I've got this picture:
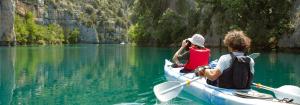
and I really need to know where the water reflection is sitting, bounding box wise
[0,45,299,105]
[254,52,300,88]
[0,47,15,105]
[0,45,175,105]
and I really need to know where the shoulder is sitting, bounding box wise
[216,54,232,73]
[219,54,231,61]
[218,54,232,66]
[249,57,255,65]
[248,57,255,74]
[192,47,210,52]
[243,56,254,64]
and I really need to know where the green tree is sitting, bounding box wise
[129,0,294,49]
[47,24,64,44]
[216,0,293,48]
[68,28,80,43]
[25,12,38,43]
[15,15,29,44]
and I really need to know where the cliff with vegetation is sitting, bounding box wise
[0,0,16,46]
[128,0,298,49]
[13,0,131,44]
[278,0,300,48]
[1,0,300,48]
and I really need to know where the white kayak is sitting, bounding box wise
[163,59,295,105]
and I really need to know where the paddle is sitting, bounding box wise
[153,77,201,102]
[247,53,260,60]
[253,83,300,104]
[154,53,260,102]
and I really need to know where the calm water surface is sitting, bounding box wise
[0,44,299,105]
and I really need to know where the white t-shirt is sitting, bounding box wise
[215,52,255,74]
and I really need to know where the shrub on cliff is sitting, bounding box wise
[67,28,80,44]
[15,15,29,44]
[15,12,66,45]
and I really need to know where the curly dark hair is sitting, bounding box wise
[223,30,251,52]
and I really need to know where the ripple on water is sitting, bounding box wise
[114,103,145,105]
[152,77,167,85]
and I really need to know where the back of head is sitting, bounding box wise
[223,30,251,52]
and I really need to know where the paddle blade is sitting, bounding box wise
[153,81,183,102]
[275,85,300,104]
[248,53,260,59]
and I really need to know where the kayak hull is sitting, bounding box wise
[163,59,292,105]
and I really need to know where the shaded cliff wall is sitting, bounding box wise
[169,0,224,47]
[0,0,16,46]
[130,0,295,49]
[279,0,300,48]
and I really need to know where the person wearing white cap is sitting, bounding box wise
[172,34,210,73]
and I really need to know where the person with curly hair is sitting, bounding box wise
[196,30,254,89]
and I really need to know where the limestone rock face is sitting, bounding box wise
[279,29,300,48]
[0,0,16,46]
[39,0,128,44]
[14,0,130,44]
[79,25,99,43]
[278,0,300,48]
[202,5,224,47]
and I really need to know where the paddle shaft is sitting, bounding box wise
[253,83,276,92]
[160,77,201,95]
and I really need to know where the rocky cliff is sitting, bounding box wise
[278,0,300,48]
[2,0,300,47]
[15,0,130,44]
[188,0,299,48]
[171,0,298,48]
[0,0,16,46]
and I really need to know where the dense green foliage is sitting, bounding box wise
[128,0,188,46]
[15,12,79,45]
[66,28,80,44]
[217,0,293,48]
[128,0,294,48]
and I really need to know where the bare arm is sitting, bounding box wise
[197,68,222,81]
[204,68,222,81]
[172,47,185,65]
[172,40,188,65]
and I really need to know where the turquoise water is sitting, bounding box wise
[0,44,299,105]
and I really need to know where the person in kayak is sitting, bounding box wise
[196,30,254,89]
[172,34,210,73]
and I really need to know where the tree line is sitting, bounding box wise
[127,0,294,49]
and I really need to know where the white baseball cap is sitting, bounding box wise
[187,34,205,47]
